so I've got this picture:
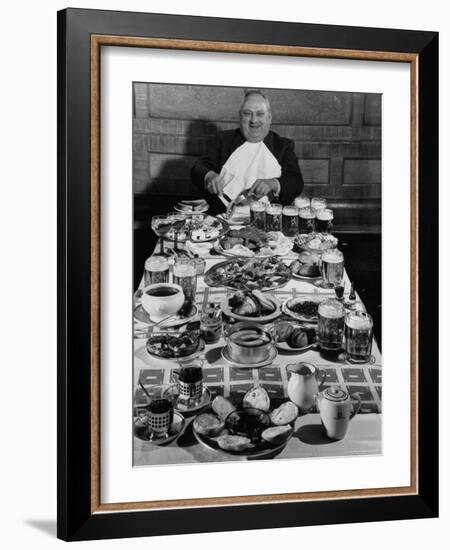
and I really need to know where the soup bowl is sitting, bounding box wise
[141,283,184,322]
[225,321,274,365]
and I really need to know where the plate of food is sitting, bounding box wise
[204,256,292,292]
[174,199,209,215]
[282,295,323,322]
[290,251,322,280]
[272,320,317,351]
[221,290,281,322]
[294,232,338,254]
[145,331,204,360]
[215,227,293,258]
[192,390,297,457]
[165,214,229,243]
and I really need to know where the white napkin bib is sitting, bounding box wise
[220,141,282,200]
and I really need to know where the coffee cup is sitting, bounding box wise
[141,283,184,322]
[146,398,174,439]
[172,360,204,405]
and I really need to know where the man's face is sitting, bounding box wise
[239,95,272,142]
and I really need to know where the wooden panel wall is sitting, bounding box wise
[133,83,381,232]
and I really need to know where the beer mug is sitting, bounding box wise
[298,207,316,233]
[317,298,345,351]
[311,197,327,212]
[250,201,266,230]
[144,255,169,286]
[173,257,197,307]
[345,311,374,363]
[320,248,344,288]
[315,208,334,234]
[282,205,299,236]
[294,196,310,209]
[265,203,282,232]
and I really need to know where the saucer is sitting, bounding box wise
[133,304,198,328]
[221,346,278,369]
[133,411,186,445]
[170,385,212,413]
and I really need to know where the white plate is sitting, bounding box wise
[133,304,198,328]
[221,346,278,369]
[221,293,281,323]
[281,297,322,323]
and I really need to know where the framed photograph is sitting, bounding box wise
[57,8,438,541]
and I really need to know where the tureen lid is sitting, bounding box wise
[323,386,348,402]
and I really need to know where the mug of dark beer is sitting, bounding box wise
[315,208,334,234]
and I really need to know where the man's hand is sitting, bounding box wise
[205,171,226,195]
[249,178,280,199]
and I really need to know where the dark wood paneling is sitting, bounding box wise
[343,159,382,184]
[364,95,382,125]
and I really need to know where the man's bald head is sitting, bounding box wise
[239,90,272,142]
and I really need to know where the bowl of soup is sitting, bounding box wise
[141,283,185,322]
[225,322,274,364]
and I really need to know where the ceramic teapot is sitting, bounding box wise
[315,386,361,440]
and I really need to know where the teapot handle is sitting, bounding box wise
[317,368,327,390]
[349,393,361,420]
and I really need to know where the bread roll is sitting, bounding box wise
[193,413,225,437]
[217,434,250,452]
[270,401,299,425]
[211,396,236,421]
[261,425,293,445]
[288,328,309,348]
[243,387,270,412]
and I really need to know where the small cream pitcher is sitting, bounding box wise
[286,363,326,412]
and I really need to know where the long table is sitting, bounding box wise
[133,251,382,465]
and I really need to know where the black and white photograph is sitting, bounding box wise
[132,83,382,466]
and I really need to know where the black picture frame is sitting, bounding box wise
[57,7,438,541]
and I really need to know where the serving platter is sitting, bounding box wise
[165,214,229,243]
[220,291,282,323]
[215,229,293,258]
[204,256,292,292]
[192,404,294,458]
[294,232,338,254]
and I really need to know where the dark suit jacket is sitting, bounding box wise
[191,129,304,206]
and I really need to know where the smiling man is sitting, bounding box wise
[191,90,304,207]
